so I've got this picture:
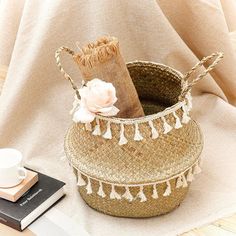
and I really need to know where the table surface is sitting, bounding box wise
[1,207,236,236]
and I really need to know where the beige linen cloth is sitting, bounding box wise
[0,0,236,235]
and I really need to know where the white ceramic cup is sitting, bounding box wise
[0,148,27,188]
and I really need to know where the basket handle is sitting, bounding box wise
[180,52,224,98]
[55,46,80,97]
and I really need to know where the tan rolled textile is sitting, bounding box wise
[73,36,144,118]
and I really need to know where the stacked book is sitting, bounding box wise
[0,169,65,231]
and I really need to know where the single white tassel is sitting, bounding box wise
[85,122,92,131]
[97,181,106,198]
[136,185,147,202]
[161,117,173,134]
[182,174,188,188]
[118,123,128,145]
[134,123,143,141]
[148,120,159,139]
[163,180,171,197]
[193,163,202,175]
[173,111,183,129]
[110,184,121,200]
[186,92,193,111]
[151,184,158,199]
[77,171,86,186]
[182,105,191,124]
[122,186,134,202]
[187,167,194,182]
[85,178,92,194]
[92,118,101,136]
[102,121,112,139]
[176,175,184,188]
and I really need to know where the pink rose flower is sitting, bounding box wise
[73,78,119,123]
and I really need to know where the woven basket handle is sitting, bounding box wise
[55,46,80,97]
[180,52,224,98]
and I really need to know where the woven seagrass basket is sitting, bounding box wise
[55,48,223,218]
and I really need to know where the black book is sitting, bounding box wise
[0,170,65,231]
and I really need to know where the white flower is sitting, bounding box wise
[70,95,80,115]
[73,78,119,123]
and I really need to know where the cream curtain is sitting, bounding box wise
[0,1,236,235]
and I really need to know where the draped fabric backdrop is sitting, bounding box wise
[0,1,236,235]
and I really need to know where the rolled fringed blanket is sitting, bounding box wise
[73,36,144,118]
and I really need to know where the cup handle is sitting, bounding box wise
[18,167,27,180]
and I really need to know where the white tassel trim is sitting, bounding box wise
[97,181,106,198]
[176,174,188,188]
[85,178,92,194]
[187,167,194,182]
[119,123,128,145]
[110,184,121,200]
[152,184,158,199]
[77,171,86,186]
[182,105,191,124]
[148,120,159,139]
[122,186,134,202]
[163,180,171,197]
[173,112,183,129]
[74,98,194,144]
[134,123,143,141]
[161,117,173,134]
[136,186,147,202]
[92,118,101,136]
[85,122,92,131]
[74,159,201,201]
[193,163,202,174]
[103,121,112,139]
[80,101,191,144]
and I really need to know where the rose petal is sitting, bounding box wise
[97,106,113,113]
[79,78,118,116]
[86,78,101,87]
[110,95,117,104]
[73,106,95,123]
[78,87,89,99]
[99,106,120,116]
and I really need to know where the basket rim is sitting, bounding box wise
[93,60,186,124]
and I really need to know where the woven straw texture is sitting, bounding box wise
[65,62,203,184]
[64,61,204,217]
[73,167,190,218]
